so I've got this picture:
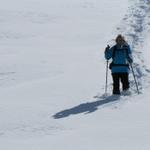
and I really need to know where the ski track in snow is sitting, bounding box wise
[99,0,150,96]
[116,0,150,92]
[95,0,150,102]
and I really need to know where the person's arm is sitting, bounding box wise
[105,45,113,60]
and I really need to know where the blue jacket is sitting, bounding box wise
[105,44,133,73]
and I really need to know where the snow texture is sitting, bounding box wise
[0,0,150,150]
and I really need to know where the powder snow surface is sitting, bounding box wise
[0,0,150,150]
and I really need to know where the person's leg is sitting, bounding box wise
[112,73,120,94]
[120,73,129,91]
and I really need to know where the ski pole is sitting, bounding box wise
[130,63,140,94]
[105,60,109,94]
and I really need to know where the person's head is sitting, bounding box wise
[115,34,126,45]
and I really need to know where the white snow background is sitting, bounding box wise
[0,0,150,149]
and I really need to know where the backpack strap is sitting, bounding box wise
[112,45,117,59]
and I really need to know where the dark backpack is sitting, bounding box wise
[109,45,129,69]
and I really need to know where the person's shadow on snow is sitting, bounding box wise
[53,94,120,119]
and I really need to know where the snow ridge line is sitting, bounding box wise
[116,0,150,92]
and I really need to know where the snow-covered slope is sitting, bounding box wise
[0,0,150,150]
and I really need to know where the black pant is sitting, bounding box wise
[112,73,129,94]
